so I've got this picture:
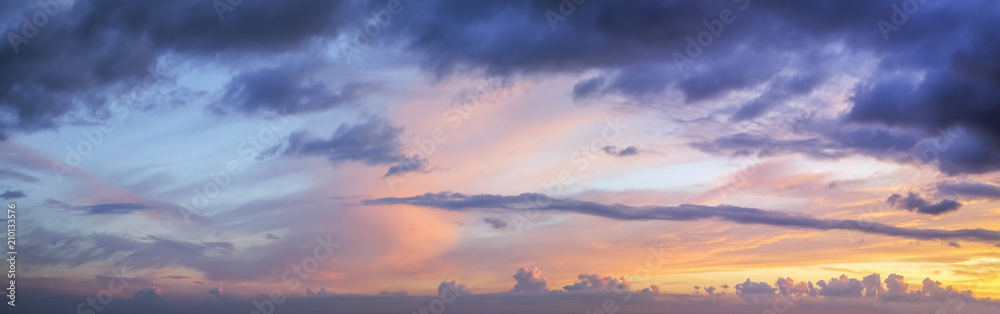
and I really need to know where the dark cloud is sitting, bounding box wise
[937,182,1000,200]
[284,117,427,177]
[0,0,363,140]
[693,126,923,161]
[483,217,508,230]
[887,192,962,215]
[211,59,379,116]
[363,192,1000,244]
[571,76,606,101]
[511,267,548,293]
[79,203,151,215]
[397,0,999,174]
[0,189,25,199]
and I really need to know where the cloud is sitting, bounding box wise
[816,275,864,298]
[937,182,1000,200]
[876,274,975,302]
[363,192,1000,245]
[284,117,427,177]
[572,76,607,101]
[884,274,909,298]
[211,59,379,116]
[887,193,962,215]
[601,145,640,157]
[377,289,407,296]
[691,126,924,163]
[862,273,885,298]
[0,0,362,140]
[703,286,716,296]
[731,74,823,121]
[735,278,777,304]
[383,0,1000,175]
[775,277,812,297]
[208,286,222,295]
[562,274,629,292]
[0,168,40,183]
[640,284,660,294]
[0,189,25,200]
[78,203,151,215]
[439,280,471,296]
[483,217,508,230]
[384,156,427,178]
[511,267,548,293]
[133,286,163,307]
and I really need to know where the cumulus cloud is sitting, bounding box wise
[776,277,812,297]
[816,275,864,298]
[562,274,630,293]
[363,192,1000,245]
[884,274,909,299]
[887,192,962,215]
[862,273,886,298]
[735,278,778,304]
[511,267,548,293]
[439,280,471,297]
[640,284,660,294]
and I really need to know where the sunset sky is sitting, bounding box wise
[2,0,1000,313]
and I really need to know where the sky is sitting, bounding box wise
[2,0,1000,313]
